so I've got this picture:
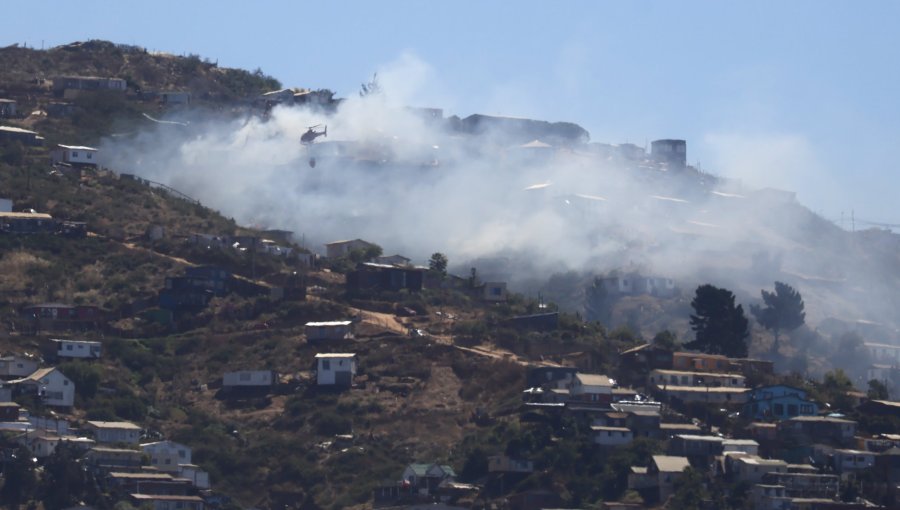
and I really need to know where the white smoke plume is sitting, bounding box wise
[101,55,900,338]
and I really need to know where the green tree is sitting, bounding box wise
[684,284,749,358]
[0,446,37,510]
[868,379,890,400]
[428,252,448,278]
[39,442,86,510]
[751,281,806,353]
[668,467,708,510]
[652,330,679,351]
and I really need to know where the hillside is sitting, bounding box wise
[3,40,900,510]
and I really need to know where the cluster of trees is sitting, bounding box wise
[685,281,806,359]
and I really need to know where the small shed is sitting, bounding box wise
[315,353,357,387]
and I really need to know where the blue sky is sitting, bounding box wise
[4,1,899,227]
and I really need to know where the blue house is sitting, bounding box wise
[743,385,819,421]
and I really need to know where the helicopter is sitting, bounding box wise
[301,125,327,167]
[300,124,327,144]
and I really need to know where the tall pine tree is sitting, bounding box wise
[684,284,749,358]
[751,281,806,353]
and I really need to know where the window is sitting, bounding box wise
[165,458,171,464]
[87,153,92,159]
[72,152,79,157]
[179,449,186,458]
[322,360,331,370]
[63,380,69,386]
[787,404,799,416]
[239,372,251,381]
[66,345,73,351]
[773,403,784,416]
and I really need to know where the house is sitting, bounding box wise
[649,369,746,388]
[51,145,99,167]
[744,385,819,421]
[142,440,192,471]
[84,421,142,445]
[619,343,675,374]
[9,367,75,407]
[315,353,357,387]
[222,370,277,390]
[0,212,56,234]
[347,262,425,293]
[597,273,677,298]
[651,139,687,168]
[129,494,204,510]
[723,438,761,456]
[0,355,39,379]
[506,312,559,332]
[857,399,900,419]
[375,254,411,266]
[482,282,508,302]
[178,464,211,489]
[748,422,779,442]
[160,91,191,105]
[52,76,127,97]
[525,366,578,390]
[593,426,634,447]
[20,303,104,331]
[0,402,19,421]
[0,99,16,117]
[51,339,102,359]
[0,125,44,146]
[672,351,732,373]
[669,434,724,458]
[751,485,792,510]
[488,455,534,473]
[658,422,702,438]
[84,447,144,469]
[0,198,10,213]
[864,342,900,365]
[18,430,95,458]
[778,416,857,447]
[325,239,378,258]
[728,455,788,484]
[651,455,691,501]
[305,321,354,341]
[401,463,456,493]
[762,472,840,500]
[649,369,748,404]
[569,373,614,404]
[831,449,877,473]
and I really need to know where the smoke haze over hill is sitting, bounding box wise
[101,57,900,339]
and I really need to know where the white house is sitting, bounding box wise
[569,373,614,403]
[84,421,142,445]
[315,353,357,387]
[18,430,95,458]
[833,449,877,473]
[222,370,277,389]
[51,339,102,359]
[0,99,16,117]
[723,439,760,456]
[729,455,788,484]
[0,355,39,379]
[10,367,75,407]
[142,440,192,471]
[305,321,354,341]
[592,425,633,447]
[325,239,377,258]
[160,91,191,105]
[649,369,746,389]
[51,144,99,166]
[0,198,11,213]
[865,343,900,365]
[178,463,211,489]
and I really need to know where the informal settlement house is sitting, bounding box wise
[84,421,142,445]
[51,338,102,359]
[743,385,819,420]
[315,353,357,387]
[51,144,99,167]
[8,367,75,407]
[222,370,278,392]
[305,321,354,341]
[325,239,378,258]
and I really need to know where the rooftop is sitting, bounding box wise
[86,421,141,430]
[652,455,691,473]
[315,353,356,359]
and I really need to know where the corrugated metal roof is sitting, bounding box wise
[652,455,690,472]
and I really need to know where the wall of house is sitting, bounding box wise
[223,371,275,387]
[316,357,356,385]
[144,442,192,471]
[39,372,75,407]
[55,340,102,358]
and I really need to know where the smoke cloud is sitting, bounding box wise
[101,55,900,340]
